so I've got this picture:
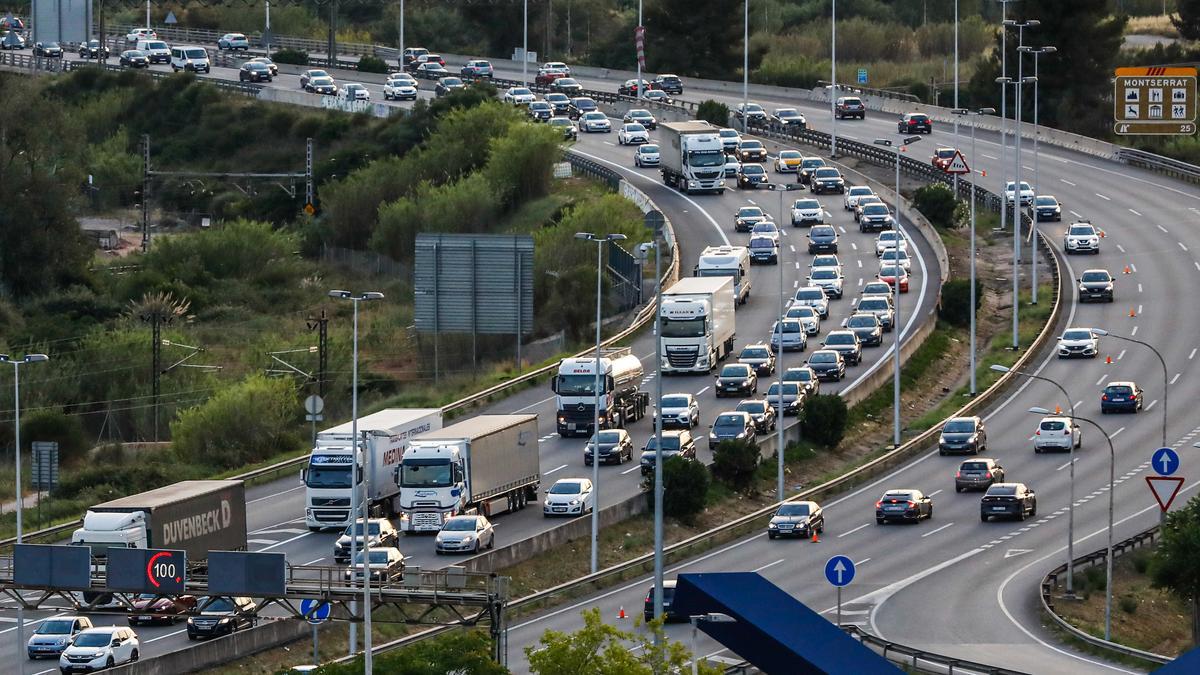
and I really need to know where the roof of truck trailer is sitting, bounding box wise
[410,414,537,442]
[320,408,441,436]
[91,480,243,510]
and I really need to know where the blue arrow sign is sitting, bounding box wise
[1153,447,1180,476]
[300,598,330,625]
[824,555,856,587]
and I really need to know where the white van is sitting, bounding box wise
[170,45,210,73]
[137,39,170,64]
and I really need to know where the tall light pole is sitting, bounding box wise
[764,182,804,500]
[993,0,1017,274]
[1019,45,1055,305]
[327,290,383,666]
[953,107,996,396]
[644,211,666,624]
[1,352,49,664]
[398,0,404,65]
[995,365,1076,595]
[830,0,838,157]
[1029,406,1115,641]
[575,232,627,574]
[952,0,959,198]
[742,0,749,133]
[996,73,1036,348]
[636,0,643,103]
[874,136,921,448]
[523,0,529,85]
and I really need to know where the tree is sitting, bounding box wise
[643,0,742,78]
[1149,494,1200,645]
[644,456,710,524]
[912,183,957,230]
[712,438,761,492]
[526,608,723,675]
[939,278,983,328]
[801,394,848,448]
[1173,0,1200,41]
[313,629,506,675]
[697,100,730,127]
[170,374,300,470]
[20,408,90,465]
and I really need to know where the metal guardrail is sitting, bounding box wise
[1039,525,1173,666]
[841,625,1031,675]
[106,23,389,59]
[1113,146,1200,184]
[817,79,921,103]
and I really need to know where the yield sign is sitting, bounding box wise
[945,150,971,174]
[1146,476,1185,511]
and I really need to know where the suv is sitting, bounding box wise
[643,580,680,622]
[785,305,822,335]
[931,147,957,170]
[715,363,758,397]
[1034,416,1081,453]
[810,167,846,194]
[708,411,758,449]
[1077,269,1115,303]
[791,198,824,227]
[835,96,866,119]
[793,286,830,319]
[653,74,684,94]
[27,616,92,658]
[807,225,838,253]
[640,430,697,474]
[59,626,139,672]
[1064,220,1100,254]
[655,393,700,430]
[1100,381,1143,414]
[980,483,1037,522]
[858,203,894,233]
[955,458,1005,492]
[898,112,932,133]
[843,186,876,211]
[938,416,986,455]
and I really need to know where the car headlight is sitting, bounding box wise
[568,500,580,506]
[219,617,232,624]
[463,534,475,542]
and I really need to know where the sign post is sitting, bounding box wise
[1147,446,1184,520]
[857,68,867,85]
[824,555,856,628]
[300,598,330,666]
[1113,66,1196,135]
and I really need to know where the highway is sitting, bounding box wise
[1,52,942,671]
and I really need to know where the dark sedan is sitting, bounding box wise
[643,580,680,622]
[898,112,932,133]
[737,163,768,189]
[640,431,697,475]
[550,77,584,96]
[239,61,272,82]
[1032,195,1062,221]
[734,399,777,434]
[737,140,767,163]
[584,429,634,465]
[707,411,757,450]
[305,76,338,95]
[129,594,198,625]
[810,167,845,194]
[876,489,933,524]
[844,313,883,347]
[33,41,63,57]
[567,97,598,119]
[980,483,1036,522]
[435,76,465,97]
[715,363,757,398]
[119,49,149,68]
[78,40,108,59]
[807,225,839,254]
[805,350,845,382]
[821,330,862,366]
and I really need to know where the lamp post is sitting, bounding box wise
[995,73,1037,348]
[1091,329,1168,451]
[522,0,529,86]
[830,0,838,157]
[742,0,749,134]
[1,352,49,662]
[327,290,384,666]
[575,232,627,574]
[644,211,667,624]
[763,182,804,500]
[952,107,995,396]
[993,364,1077,595]
[874,135,921,448]
[952,0,959,198]
[993,0,1018,282]
[1029,406,1115,641]
[1018,45,1055,305]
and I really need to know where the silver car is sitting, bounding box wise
[656,393,700,429]
[792,286,830,319]
[770,319,808,352]
[435,515,495,554]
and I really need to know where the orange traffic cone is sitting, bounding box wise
[618,606,628,620]
[1123,265,1131,274]
[1130,307,1137,317]
[1055,404,1062,414]
[1099,230,1106,238]
[1106,355,1113,364]
[811,530,820,543]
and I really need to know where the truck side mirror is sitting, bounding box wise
[300,468,308,483]
[550,378,558,393]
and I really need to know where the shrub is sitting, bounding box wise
[271,48,309,65]
[913,183,958,230]
[645,456,710,524]
[20,408,90,465]
[712,439,761,493]
[1132,550,1151,575]
[171,374,301,470]
[1083,566,1107,592]
[697,100,730,127]
[1119,595,1139,615]
[939,279,983,328]
[484,122,562,208]
[801,394,848,448]
[356,55,389,73]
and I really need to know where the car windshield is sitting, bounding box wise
[721,365,750,377]
[661,395,689,408]
[741,347,770,359]
[203,598,235,612]
[548,93,568,101]
[742,164,765,174]
[1036,196,1057,205]
[1063,330,1093,340]
[814,168,840,178]
[745,104,764,112]
[883,492,914,500]
[883,250,907,260]
[584,112,606,121]
[714,414,745,427]
[778,110,800,118]
[185,49,207,59]
[345,522,381,537]
[879,232,899,241]
[37,620,74,634]
[646,436,681,451]
[774,321,801,333]
[812,256,837,266]
[810,352,836,363]
[625,124,645,132]
[767,383,800,396]
[550,119,570,126]
[313,77,334,86]
[1070,225,1095,236]
[880,268,904,278]
[531,102,550,110]
[631,110,651,118]
[843,98,863,105]
[936,149,955,158]
[812,227,835,237]
[864,283,892,295]
[720,129,739,138]
[811,269,838,280]
[1106,386,1132,395]
[797,289,824,301]
[863,204,889,216]
[752,223,776,234]
[788,307,815,318]
[801,159,825,169]
[850,187,873,195]
[73,633,114,647]
[944,419,976,433]
[785,368,813,380]
[777,503,811,516]
[354,550,391,564]
[640,145,659,153]
[559,78,578,85]
[1041,420,1067,431]
[779,151,801,159]
[987,486,1017,496]
[443,518,477,531]
[962,462,990,471]
[592,431,622,444]
[738,207,763,218]
[827,333,855,345]
[443,78,462,85]
[794,199,820,210]
[848,316,875,327]
[512,88,531,96]
[860,299,888,311]
[736,401,765,414]
[740,141,763,149]
[549,482,583,494]
[127,50,144,57]
[750,238,774,249]
[1081,271,1110,282]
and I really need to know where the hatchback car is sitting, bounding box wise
[783,365,821,397]
[771,319,808,352]
[880,248,912,272]
[33,41,63,58]
[584,428,635,465]
[785,305,822,335]
[59,626,139,672]
[549,117,578,140]
[568,97,598,118]
[618,78,651,96]
[938,416,986,455]
[543,477,594,516]
[1101,381,1143,413]
[737,140,767,163]
[27,616,92,659]
[708,411,758,449]
[980,483,1037,521]
[653,74,684,94]
[580,111,612,133]
[734,206,768,232]
[656,393,700,429]
[768,501,824,539]
[1032,194,1062,221]
[898,112,932,133]
[843,313,883,346]
[931,146,958,170]
[434,76,464,97]
[715,363,757,397]
[862,280,895,299]
[1057,327,1099,359]
[797,157,826,184]
[644,89,674,104]
[118,49,149,68]
[856,295,895,331]
[217,33,249,50]
[811,167,846,194]
[128,594,198,625]
[78,40,108,59]
[807,225,839,254]
[735,399,777,434]
[750,220,781,245]
[527,100,553,121]
[187,596,256,640]
[1034,416,1081,453]
[1078,269,1115,303]
[738,343,776,375]
[876,489,932,523]
[854,195,886,222]
[805,350,845,382]
[640,431,697,474]
[734,102,769,124]
[460,59,494,77]
[724,155,742,177]
[821,330,862,366]
[775,149,804,173]
[875,230,908,257]
[618,123,649,145]
[749,235,778,264]
[765,382,805,416]
[238,61,271,83]
[435,514,495,554]
[384,74,419,100]
[878,264,910,293]
[955,458,1005,492]
[835,96,866,119]
[792,286,830,319]
[503,87,535,105]
[634,144,660,167]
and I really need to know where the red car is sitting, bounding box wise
[931,147,957,171]
[535,68,568,85]
[128,594,198,625]
[877,265,909,293]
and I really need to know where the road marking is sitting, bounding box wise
[1069,210,1083,219]
[1129,263,1138,272]
[1060,178,1076,186]
[857,278,864,286]
[838,523,870,538]
[1095,193,1111,201]
[248,485,304,504]
[0,612,68,635]
[795,262,801,269]
[752,558,785,573]
[1172,372,1181,385]
[145,628,189,643]
[620,465,641,475]
[248,538,277,545]
[603,141,615,146]
[304,556,325,565]
[1137,304,1143,315]
[1195,262,1200,272]
[258,531,313,552]
[1116,244,1126,253]
[1117,349,1126,360]
[1147,400,1158,411]
[1180,242,1190,252]
[851,242,858,251]
[920,522,954,538]
[838,226,847,234]
[857,259,863,268]
[789,245,796,252]
[1056,457,1079,471]
[1131,325,1138,336]
[855,557,871,566]
[1075,400,1083,410]
[512,395,556,414]
[1110,426,1126,439]
[545,463,569,476]
[1022,165,1034,172]
[984,153,999,160]
[1137,284,1142,293]
[747,199,756,205]
[1005,548,1034,558]
[1095,374,1108,386]
[253,528,308,536]
[928,489,943,497]
[695,385,710,395]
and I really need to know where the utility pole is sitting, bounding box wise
[141,134,150,252]
[307,310,329,397]
[150,317,162,441]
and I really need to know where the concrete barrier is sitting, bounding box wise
[108,619,310,675]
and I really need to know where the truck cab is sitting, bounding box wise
[552,348,648,437]
[660,121,727,194]
[694,246,751,306]
[660,277,737,374]
[71,511,147,564]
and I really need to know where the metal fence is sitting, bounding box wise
[1113,147,1200,185]
[841,626,1031,675]
[105,22,390,59]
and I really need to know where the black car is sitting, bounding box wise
[527,100,553,121]
[584,429,634,465]
[810,167,845,194]
[797,158,826,185]
[1032,195,1062,222]
[33,41,62,57]
[821,330,862,366]
[187,596,256,640]
[768,501,823,539]
[1078,269,1115,303]
[955,458,1005,493]
[249,57,278,76]
[980,483,1036,522]
[782,366,821,397]
[772,108,807,129]
[708,411,758,449]
[299,69,329,89]
[734,102,769,125]
[715,363,757,398]
[898,112,932,133]
[238,61,272,82]
[737,140,767,163]
[545,92,572,115]
[623,109,658,130]
[805,350,845,382]
[652,74,684,95]
[858,203,894,232]
[938,416,987,455]
[844,313,883,347]
[737,163,768,189]
[567,97,598,119]
[807,225,839,254]
[435,76,465,97]
[119,49,149,68]
[305,76,338,95]
[78,40,108,59]
[876,489,933,524]
[734,206,768,233]
[734,399,777,434]
[550,77,584,96]
[643,580,680,622]
[640,430,697,475]
[1100,381,1144,414]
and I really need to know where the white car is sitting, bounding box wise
[502,87,535,105]
[655,393,701,429]
[618,122,649,145]
[1034,416,1082,453]
[435,515,495,554]
[1057,327,1099,359]
[806,268,844,298]
[809,254,841,272]
[541,60,570,74]
[791,198,824,227]
[718,127,741,152]
[126,27,156,42]
[383,74,418,100]
[634,144,660,167]
[880,248,911,272]
[59,626,139,672]
[785,304,822,335]
[580,111,612,133]
[875,230,909,256]
[843,185,876,211]
[792,286,830,319]
[544,478,594,517]
[1005,180,1035,206]
[723,155,741,177]
[339,83,370,101]
[750,220,780,246]
[1064,221,1100,255]
[344,547,405,582]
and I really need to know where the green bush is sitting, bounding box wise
[712,439,761,493]
[1083,566,1107,592]
[313,629,505,675]
[170,374,301,470]
[801,394,848,448]
[1132,550,1151,575]
[645,456,710,524]
[1118,595,1139,615]
[939,279,983,328]
[697,100,730,127]
[913,183,958,230]
[20,408,90,465]
[271,48,309,65]
[484,122,562,208]
[356,55,389,73]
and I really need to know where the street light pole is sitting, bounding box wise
[648,216,665,624]
[830,0,838,157]
[996,73,1036,348]
[1020,45,1055,305]
[575,232,627,575]
[764,182,803,500]
[953,107,995,396]
[742,0,749,134]
[1,352,49,663]
[523,0,529,86]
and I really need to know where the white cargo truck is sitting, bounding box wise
[396,414,541,533]
[660,276,736,374]
[659,121,727,194]
[551,346,650,437]
[694,245,751,306]
[303,408,442,530]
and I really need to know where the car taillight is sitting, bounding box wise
[984,472,992,479]
[1102,394,1108,401]
[1035,430,1040,435]
[955,471,961,478]
[875,501,882,508]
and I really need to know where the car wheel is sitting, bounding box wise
[107,657,115,668]
[1030,502,1037,517]
[955,485,963,493]
[768,532,777,539]
[876,518,885,525]
[131,650,139,662]
[1018,509,1027,521]
[981,514,989,522]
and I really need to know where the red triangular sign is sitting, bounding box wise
[1146,476,1185,511]
[945,151,971,174]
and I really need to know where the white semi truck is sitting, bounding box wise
[660,276,737,374]
[552,346,650,437]
[659,121,727,194]
[303,408,442,530]
[396,414,541,533]
[694,245,751,306]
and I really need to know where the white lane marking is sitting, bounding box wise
[851,242,858,250]
[795,261,801,269]
[1191,348,1198,360]
[603,141,615,146]
[920,522,954,538]
[1095,374,1108,386]
[1130,263,1138,272]
[1180,242,1189,252]
[1195,262,1200,272]
[0,612,68,635]
[1117,349,1126,360]
[1094,193,1111,201]
[855,557,871,566]
[1137,304,1143,315]
[857,278,864,286]
[1022,165,1034,172]
[248,485,304,504]
[1147,400,1158,411]
[145,628,189,643]
[1075,400,1083,410]
[1137,284,1142,293]
[620,465,642,475]
[545,463,569,476]
[752,558,786,573]
[838,523,870,538]
[789,244,796,252]
[1131,325,1139,336]
[1057,457,1079,471]
[983,153,999,160]
[928,489,943,497]
[1130,209,1143,216]
[1172,372,1181,384]
[1110,426,1126,439]
[1060,178,1076,186]
[304,556,325,565]
[252,528,307,536]
[1116,244,1126,253]
[258,531,312,552]
[695,385,710,395]
[857,259,863,268]
[838,226,847,234]
[513,394,556,414]
[1157,224,1169,233]
[1069,210,1083,219]
[747,198,757,205]
[248,538,277,545]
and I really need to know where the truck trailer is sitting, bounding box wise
[660,276,737,374]
[659,121,726,194]
[552,346,649,437]
[396,414,541,533]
